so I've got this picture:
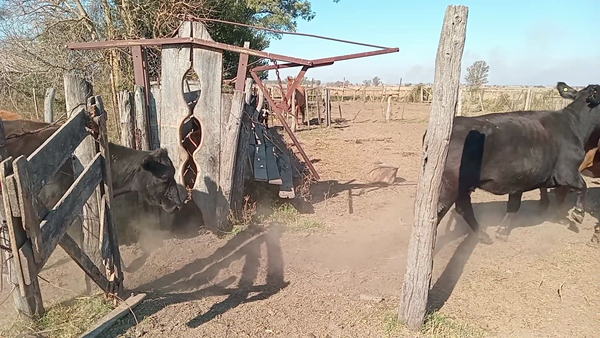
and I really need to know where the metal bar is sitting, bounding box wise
[252,62,333,72]
[285,66,309,103]
[251,70,320,180]
[251,48,398,72]
[200,18,392,50]
[235,41,250,91]
[67,37,314,66]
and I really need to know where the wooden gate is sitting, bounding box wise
[0,101,123,317]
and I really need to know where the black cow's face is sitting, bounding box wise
[557,82,600,107]
[138,148,183,214]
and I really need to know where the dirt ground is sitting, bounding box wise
[2,101,600,337]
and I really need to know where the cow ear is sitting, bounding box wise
[142,155,157,172]
[152,148,168,159]
[557,82,578,100]
[142,155,168,180]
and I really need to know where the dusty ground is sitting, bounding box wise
[2,101,600,337]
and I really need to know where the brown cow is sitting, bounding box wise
[0,109,25,120]
[286,76,307,125]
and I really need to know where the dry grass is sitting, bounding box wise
[382,311,486,338]
[2,293,114,338]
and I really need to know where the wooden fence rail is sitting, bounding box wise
[0,99,123,318]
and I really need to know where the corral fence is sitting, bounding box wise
[264,84,573,119]
[0,94,123,318]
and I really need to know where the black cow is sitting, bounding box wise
[3,118,183,240]
[429,82,600,245]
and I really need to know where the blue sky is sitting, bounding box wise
[265,0,600,86]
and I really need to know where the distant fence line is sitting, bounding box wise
[265,84,572,116]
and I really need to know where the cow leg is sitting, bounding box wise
[455,192,493,245]
[569,174,587,224]
[552,185,571,225]
[495,192,523,241]
[538,188,550,212]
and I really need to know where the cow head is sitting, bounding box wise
[136,148,183,214]
[557,82,600,107]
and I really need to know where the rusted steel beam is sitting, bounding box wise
[235,41,251,91]
[284,66,309,103]
[131,46,150,106]
[66,37,314,66]
[252,62,333,72]
[251,71,320,180]
[252,48,398,72]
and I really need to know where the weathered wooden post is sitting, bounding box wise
[134,85,151,151]
[325,88,331,127]
[399,5,468,330]
[118,91,135,148]
[524,88,532,110]
[386,96,392,122]
[44,88,56,123]
[0,120,44,318]
[291,93,297,132]
[64,71,102,294]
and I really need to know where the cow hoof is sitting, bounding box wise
[571,208,585,224]
[478,231,494,245]
[495,232,509,242]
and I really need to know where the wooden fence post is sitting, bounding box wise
[0,120,45,318]
[118,91,135,148]
[291,93,297,132]
[63,71,102,295]
[134,85,151,151]
[386,96,392,122]
[325,88,331,127]
[399,5,468,330]
[44,88,55,123]
[524,88,532,110]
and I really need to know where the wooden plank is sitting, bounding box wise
[27,108,89,194]
[80,293,147,338]
[12,157,44,264]
[39,154,103,268]
[96,109,124,297]
[57,233,110,292]
[278,152,295,199]
[159,21,192,189]
[191,21,223,229]
[119,91,135,148]
[229,105,253,219]
[399,5,468,330]
[0,158,45,316]
[0,158,25,295]
[219,90,245,206]
[66,73,101,295]
[44,88,56,123]
[148,86,161,150]
[134,85,151,150]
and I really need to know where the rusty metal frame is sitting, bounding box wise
[65,21,400,182]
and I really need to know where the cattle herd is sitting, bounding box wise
[428,81,600,244]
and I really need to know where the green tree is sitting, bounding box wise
[0,0,341,114]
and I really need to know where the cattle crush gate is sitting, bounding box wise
[65,20,398,230]
[0,98,123,318]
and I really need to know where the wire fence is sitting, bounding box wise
[264,84,573,117]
